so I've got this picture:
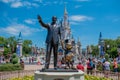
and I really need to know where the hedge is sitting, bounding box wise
[0,63,23,71]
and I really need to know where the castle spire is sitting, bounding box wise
[64,5,68,15]
[77,37,81,47]
[16,32,23,57]
[64,4,68,23]
[18,32,22,40]
[99,32,102,39]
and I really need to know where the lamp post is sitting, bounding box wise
[107,45,110,53]
[98,45,101,58]
[7,44,10,48]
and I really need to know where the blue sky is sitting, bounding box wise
[0,0,120,48]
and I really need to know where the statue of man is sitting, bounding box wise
[37,15,61,69]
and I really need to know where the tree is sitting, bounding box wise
[7,36,17,53]
[91,45,99,57]
[90,37,120,58]
[0,36,6,44]
[109,47,117,58]
[11,53,18,64]
[22,40,32,55]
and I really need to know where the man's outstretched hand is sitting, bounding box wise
[37,15,42,21]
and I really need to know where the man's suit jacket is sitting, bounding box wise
[45,23,61,44]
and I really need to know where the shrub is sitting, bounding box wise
[0,63,23,71]
[12,53,17,58]
[84,75,113,80]
[12,57,18,64]
[10,76,34,80]
[11,53,19,64]
[10,75,113,80]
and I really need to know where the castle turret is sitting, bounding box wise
[77,37,81,54]
[16,32,23,57]
[98,32,105,57]
[61,5,71,40]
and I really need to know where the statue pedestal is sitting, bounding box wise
[34,69,84,80]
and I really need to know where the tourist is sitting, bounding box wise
[76,61,84,71]
[104,59,110,78]
[113,58,118,72]
[87,58,93,74]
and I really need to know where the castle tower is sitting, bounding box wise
[61,5,71,40]
[77,37,82,55]
[16,32,23,57]
[98,32,105,57]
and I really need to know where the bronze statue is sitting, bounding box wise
[61,39,74,69]
[37,15,61,69]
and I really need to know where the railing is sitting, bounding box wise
[86,70,120,80]
[0,70,35,80]
[0,69,120,80]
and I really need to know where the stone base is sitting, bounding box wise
[34,69,84,80]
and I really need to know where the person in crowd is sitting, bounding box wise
[29,57,31,64]
[87,58,93,74]
[20,59,24,69]
[76,61,84,71]
[103,59,110,78]
[113,58,118,72]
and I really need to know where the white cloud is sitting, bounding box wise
[70,21,79,25]
[76,0,90,2]
[24,19,36,24]
[69,15,93,22]
[113,19,119,22]
[74,5,82,8]
[11,1,23,8]
[53,1,58,4]
[34,0,42,3]
[32,3,39,7]
[0,23,40,36]
[1,0,20,3]
[1,0,10,3]
[1,0,39,8]
[22,1,39,8]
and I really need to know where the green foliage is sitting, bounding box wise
[91,45,99,56]
[12,53,17,58]
[11,53,18,64]
[22,40,32,55]
[10,76,34,80]
[85,75,113,80]
[110,47,117,58]
[12,57,19,64]
[0,36,33,58]
[3,47,11,59]
[91,36,120,58]
[9,75,113,80]
[3,47,10,56]
[105,54,109,61]
[96,62,103,71]
[0,52,2,56]
[0,36,6,44]
[0,63,23,71]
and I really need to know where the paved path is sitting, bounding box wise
[24,64,54,70]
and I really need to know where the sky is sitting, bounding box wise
[0,0,120,48]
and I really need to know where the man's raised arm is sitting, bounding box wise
[37,15,49,29]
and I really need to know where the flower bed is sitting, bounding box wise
[85,75,113,80]
[9,75,113,80]
[9,76,33,80]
